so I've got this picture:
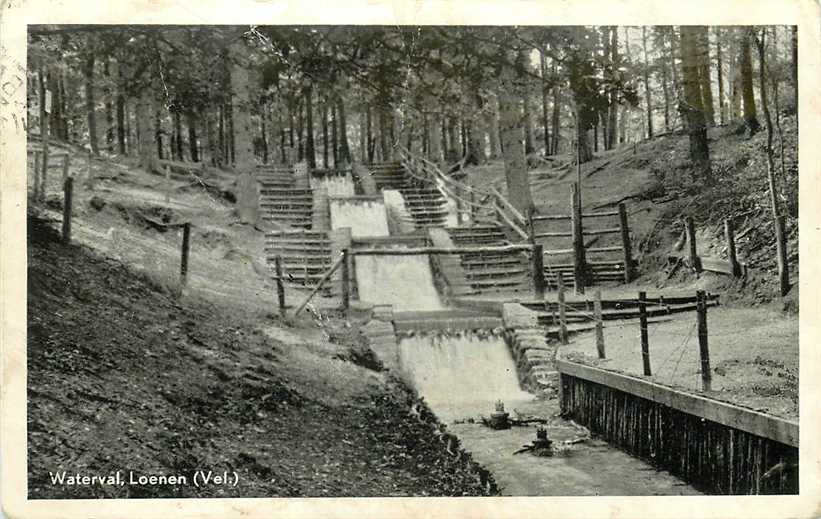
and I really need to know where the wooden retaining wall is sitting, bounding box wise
[557,359,798,495]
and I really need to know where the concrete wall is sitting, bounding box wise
[502,303,559,396]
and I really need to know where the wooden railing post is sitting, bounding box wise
[532,244,545,299]
[775,216,790,296]
[618,202,634,282]
[639,291,651,376]
[557,272,568,344]
[724,218,741,277]
[179,222,191,289]
[341,248,351,312]
[685,216,701,273]
[594,289,605,359]
[696,290,712,391]
[61,177,73,244]
[274,255,286,318]
[571,182,586,293]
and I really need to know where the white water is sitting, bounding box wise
[398,333,533,421]
[355,252,444,311]
[317,175,355,197]
[329,198,389,238]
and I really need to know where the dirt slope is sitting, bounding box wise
[27,211,496,498]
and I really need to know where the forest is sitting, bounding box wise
[27,24,797,219]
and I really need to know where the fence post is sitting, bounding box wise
[62,154,70,184]
[179,222,191,289]
[532,244,545,299]
[639,291,651,376]
[165,165,172,203]
[341,248,350,313]
[775,216,790,296]
[274,255,286,318]
[469,190,476,222]
[618,202,634,282]
[40,147,49,203]
[557,272,568,344]
[570,182,585,293]
[696,290,712,391]
[61,177,73,244]
[594,289,605,359]
[685,216,701,273]
[33,152,41,201]
[724,218,741,277]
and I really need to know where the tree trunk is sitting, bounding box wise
[321,96,329,168]
[754,30,780,219]
[155,110,164,160]
[740,28,760,133]
[230,42,259,223]
[136,89,158,172]
[260,106,268,164]
[499,48,533,215]
[227,100,236,164]
[540,50,551,155]
[84,54,99,155]
[487,93,502,158]
[116,65,126,154]
[186,112,198,162]
[202,107,215,167]
[551,72,561,154]
[641,26,654,140]
[305,85,316,169]
[716,27,725,125]
[427,100,443,165]
[378,107,389,162]
[296,100,304,161]
[366,105,374,163]
[679,26,712,183]
[697,26,716,126]
[172,111,182,160]
[791,25,798,110]
[661,51,671,131]
[607,26,619,150]
[522,86,535,155]
[337,97,351,165]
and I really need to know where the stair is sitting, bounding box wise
[367,162,450,228]
[265,230,333,289]
[445,226,530,294]
[257,165,297,189]
[259,188,314,229]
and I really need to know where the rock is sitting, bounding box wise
[89,196,107,211]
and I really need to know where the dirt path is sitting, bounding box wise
[559,307,798,420]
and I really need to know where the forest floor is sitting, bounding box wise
[25,152,497,498]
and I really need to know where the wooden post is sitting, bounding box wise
[87,150,93,179]
[39,68,49,204]
[165,165,172,203]
[594,289,605,359]
[618,202,634,282]
[469,190,476,221]
[274,255,286,318]
[570,182,585,293]
[341,248,350,312]
[179,222,191,288]
[557,272,568,344]
[40,148,49,203]
[61,177,73,244]
[456,191,463,226]
[61,154,70,184]
[724,218,741,277]
[696,290,712,391]
[639,291,651,376]
[33,152,41,201]
[775,216,790,296]
[685,216,701,272]
[532,244,546,299]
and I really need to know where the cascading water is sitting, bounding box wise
[329,198,389,238]
[398,331,533,421]
[354,252,444,311]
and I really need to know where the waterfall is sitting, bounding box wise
[329,198,389,238]
[398,332,533,420]
[354,252,444,311]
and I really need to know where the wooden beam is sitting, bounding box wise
[556,359,798,447]
[352,244,533,256]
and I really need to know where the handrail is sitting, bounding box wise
[489,186,527,226]
[291,253,345,318]
[352,243,534,256]
[494,201,530,241]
